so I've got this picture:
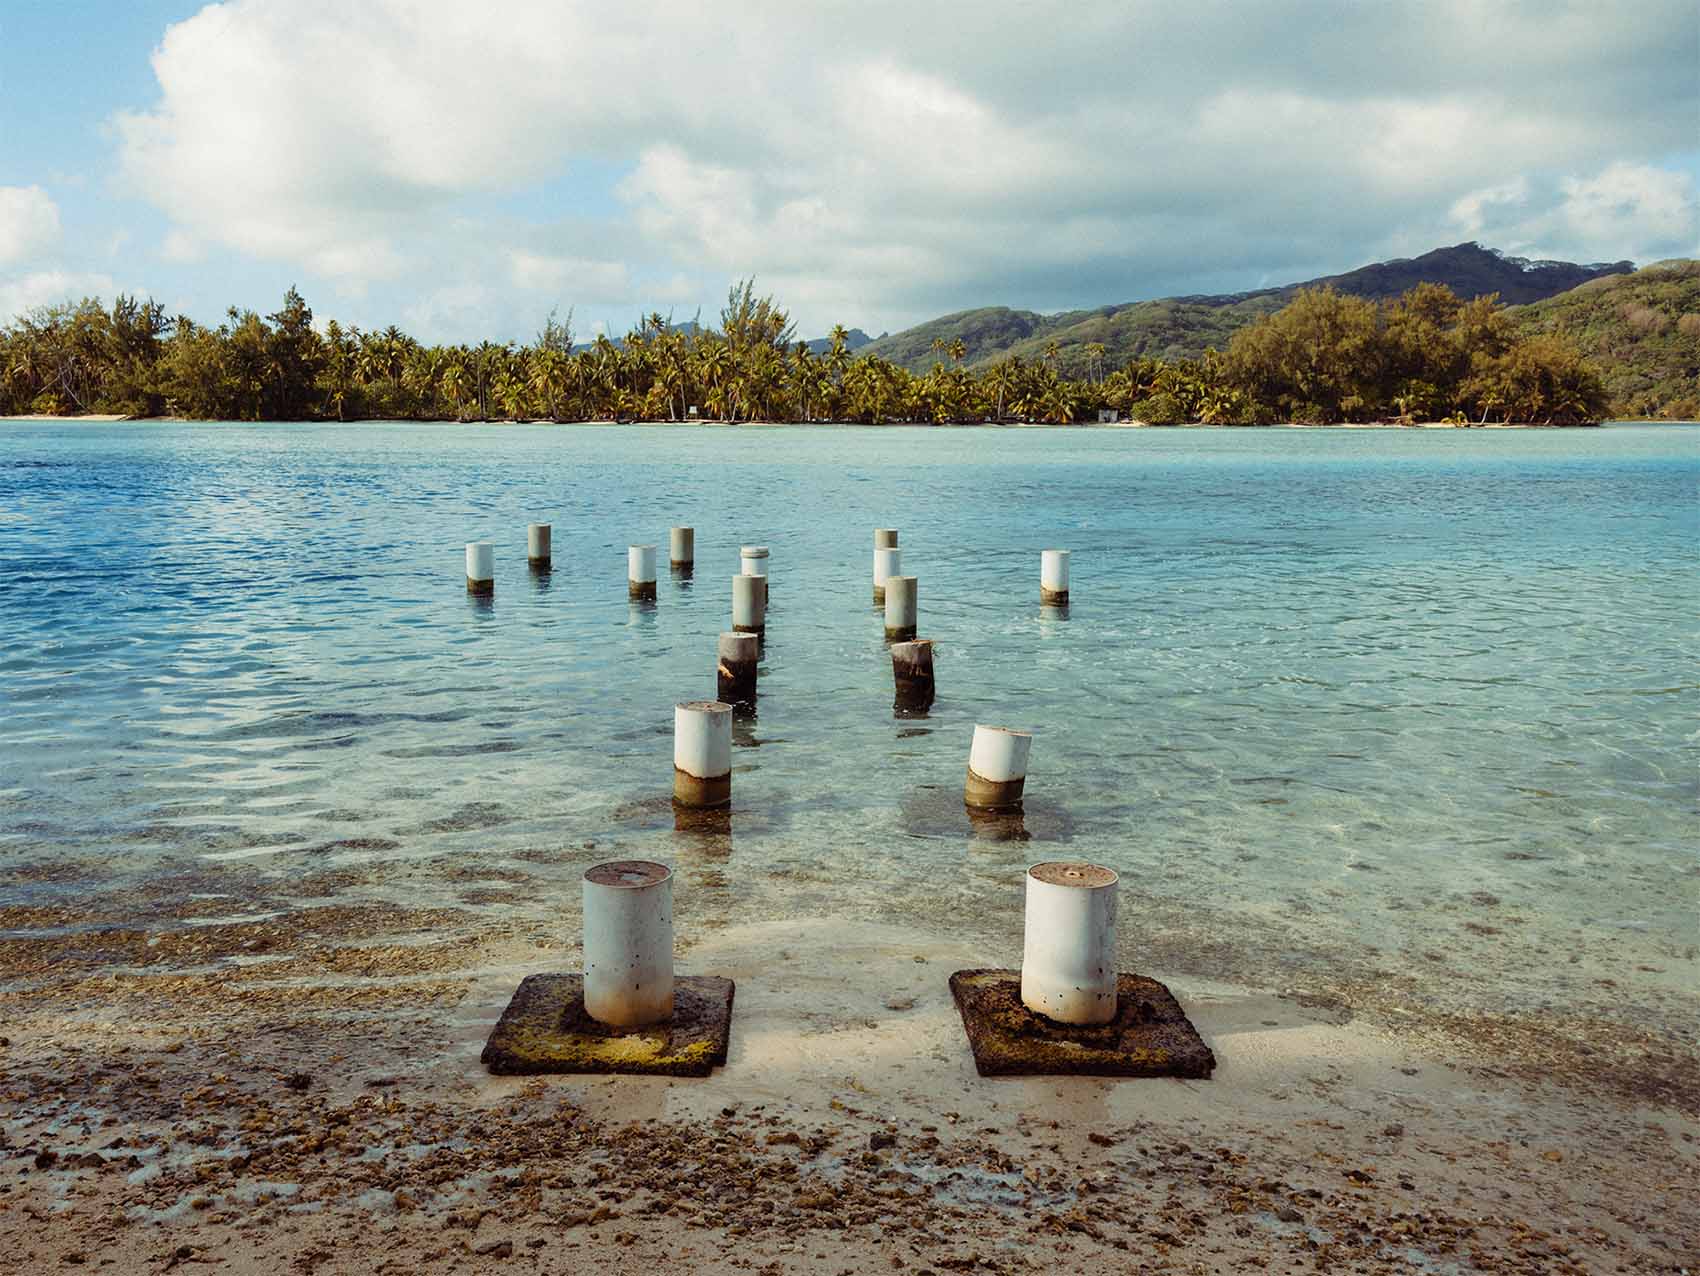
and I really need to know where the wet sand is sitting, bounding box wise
[2,855,1695,1274]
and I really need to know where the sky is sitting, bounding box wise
[1,0,1696,344]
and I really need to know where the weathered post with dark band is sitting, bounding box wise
[674,700,733,809]
[1041,549,1070,606]
[527,523,552,570]
[891,639,934,711]
[717,631,759,704]
[466,542,494,595]
[964,724,1031,811]
[732,573,766,636]
[628,545,657,599]
[671,526,694,571]
[884,574,917,641]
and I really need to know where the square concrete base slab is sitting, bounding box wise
[950,968,1215,1079]
[481,974,735,1077]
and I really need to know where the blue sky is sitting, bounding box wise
[2,1,1696,343]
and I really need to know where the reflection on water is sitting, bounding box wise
[0,420,1695,1039]
[966,806,1030,844]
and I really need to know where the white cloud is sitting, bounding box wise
[1557,163,1698,255]
[160,229,204,263]
[507,251,627,296]
[1449,163,1698,263]
[0,186,62,267]
[104,0,1700,336]
[0,270,120,322]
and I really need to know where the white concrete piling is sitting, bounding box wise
[964,724,1032,810]
[1041,549,1070,605]
[527,523,552,569]
[884,574,917,641]
[671,526,695,569]
[582,860,675,1028]
[1020,861,1119,1025]
[732,573,766,635]
[873,546,902,605]
[740,545,769,605]
[629,545,657,600]
[717,631,759,704]
[674,699,733,809]
[466,542,494,595]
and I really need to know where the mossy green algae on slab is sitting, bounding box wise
[949,968,1214,1079]
[482,974,734,1077]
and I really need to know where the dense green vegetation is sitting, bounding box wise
[1511,261,1700,420]
[862,243,1634,377]
[0,275,1645,427]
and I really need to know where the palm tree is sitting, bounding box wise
[1084,342,1106,384]
[988,357,1020,424]
[440,360,471,418]
[788,342,815,421]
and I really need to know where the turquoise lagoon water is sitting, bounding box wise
[1,421,1695,1038]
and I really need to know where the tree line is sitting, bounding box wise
[0,278,1610,426]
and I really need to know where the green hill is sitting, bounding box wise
[1511,260,1700,420]
[863,243,1634,376]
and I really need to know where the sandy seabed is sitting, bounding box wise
[1,852,1695,1276]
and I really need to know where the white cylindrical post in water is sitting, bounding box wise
[527,523,552,569]
[873,546,902,604]
[670,526,694,569]
[582,860,675,1028]
[884,574,917,641]
[732,573,766,635]
[1041,549,1070,605]
[964,723,1032,810]
[466,542,494,595]
[1021,861,1118,1024]
[628,545,657,600]
[739,545,769,578]
[740,545,769,605]
[674,700,733,808]
[717,631,759,703]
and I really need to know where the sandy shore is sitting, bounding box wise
[2,849,1695,1275]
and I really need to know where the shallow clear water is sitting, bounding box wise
[1,421,1696,1034]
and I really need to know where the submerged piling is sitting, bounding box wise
[873,546,902,605]
[674,700,733,809]
[466,542,494,595]
[732,573,766,636]
[629,545,657,600]
[717,631,759,704]
[964,724,1031,811]
[1041,549,1070,606]
[527,523,552,570]
[582,860,675,1028]
[671,526,694,570]
[891,639,935,711]
[884,574,917,641]
[1020,861,1118,1025]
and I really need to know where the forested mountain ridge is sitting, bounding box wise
[862,243,1635,376]
[1511,260,1700,420]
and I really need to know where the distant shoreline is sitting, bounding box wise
[8,413,1686,429]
